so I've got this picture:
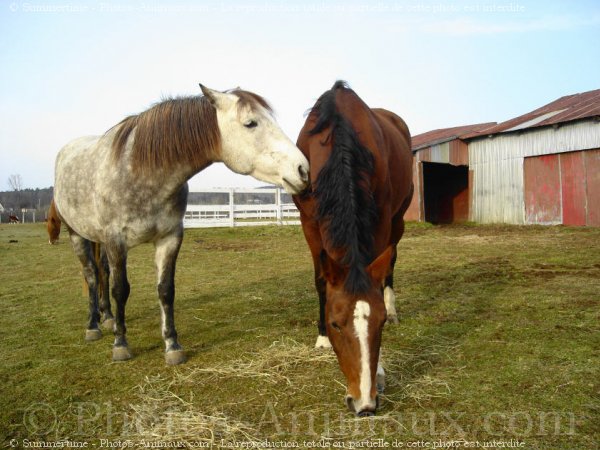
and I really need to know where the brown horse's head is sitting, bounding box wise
[320,247,393,416]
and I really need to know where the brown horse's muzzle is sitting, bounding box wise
[345,394,379,417]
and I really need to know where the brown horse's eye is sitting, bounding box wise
[331,322,342,333]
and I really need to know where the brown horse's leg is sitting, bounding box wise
[386,185,413,324]
[385,213,408,324]
[314,265,330,348]
[297,215,330,349]
[105,242,132,361]
[383,246,399,324]
[68,231,102,341]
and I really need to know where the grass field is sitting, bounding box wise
[0,223,598,449]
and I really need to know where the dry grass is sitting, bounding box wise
[124,336,462,444]
[126,338,338,445]
[355,336,460,412]
[181,337,336,386]
[129,375,261,445]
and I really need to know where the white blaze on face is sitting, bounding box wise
[353,300,373,412]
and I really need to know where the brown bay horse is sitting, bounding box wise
[293,81,413,416]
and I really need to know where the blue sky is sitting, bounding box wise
[1,0,599,190]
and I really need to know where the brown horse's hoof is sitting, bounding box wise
[112,346,132,361]
[165,349,187,366]
[102,318,115,331]
[85,329,102,341]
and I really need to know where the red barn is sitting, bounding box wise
[407,89,600,226]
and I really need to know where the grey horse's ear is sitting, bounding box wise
[200,83,216,105]
[200,84,237,110]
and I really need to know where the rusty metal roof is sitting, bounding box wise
[412,122,496,151]
[463,88,600,139]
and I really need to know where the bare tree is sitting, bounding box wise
[8,174,23,191]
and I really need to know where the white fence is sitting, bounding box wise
[0,209,39,223]
[184,188,301,228]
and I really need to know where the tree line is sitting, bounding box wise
[0,187,54,222]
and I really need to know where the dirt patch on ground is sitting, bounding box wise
[459,257,518,283]
[447,234,493,243]
[521,262,600,281]
[193,239,259,252]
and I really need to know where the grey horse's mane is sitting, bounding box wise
[110,89,272,174]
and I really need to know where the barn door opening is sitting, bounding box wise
[422,162,469,224]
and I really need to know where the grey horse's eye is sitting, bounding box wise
[244,120,258,129]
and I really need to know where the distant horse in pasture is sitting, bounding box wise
[54,85,309,365]
[47,198,114,334]
[47,199,61,244]
[8,215,19,224]
[293,81,413,416]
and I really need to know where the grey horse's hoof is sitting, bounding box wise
[85,328,102,341]
[376,375,386,393]
[165,349,187,366]
[112,346,132,361]
[386,315,399,325]
[102,318,115,331]
[376,365,386,393]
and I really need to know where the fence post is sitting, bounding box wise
[275,187,282,225]
[229,188,235,227]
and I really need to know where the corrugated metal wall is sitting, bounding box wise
[469,120,600,224]
[524,149,600,226]
[415,140,469,166]
[523,155,562,225]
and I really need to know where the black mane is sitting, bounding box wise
[311,81,378,294]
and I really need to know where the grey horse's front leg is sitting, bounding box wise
[155,231,186,365]
[105,241,132,361]
[68,231,102,341]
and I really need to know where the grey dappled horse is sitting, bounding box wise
[54,85,309,365]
